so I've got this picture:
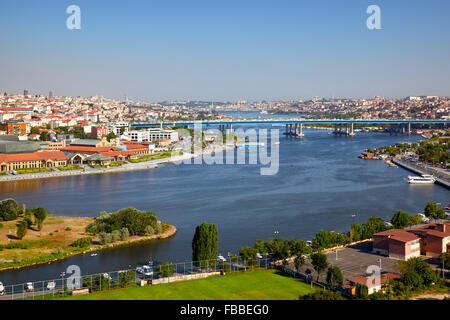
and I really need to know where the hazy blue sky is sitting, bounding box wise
[0,0,449,102]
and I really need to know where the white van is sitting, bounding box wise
[0,282,5,296]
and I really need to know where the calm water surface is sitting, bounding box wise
[0,127,448,284]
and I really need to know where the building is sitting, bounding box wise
[0,151,68,172]
[0,135,40,154]
[6,121,27,136]
[39,141,65,151]
[122,129,178,143]
[91,127,110,139]
[147,128,178,143]
[346,273,401,295]
[373,222,450,259]
[373,229,421,260]
[70,138,111,148]
[408,222,450,257]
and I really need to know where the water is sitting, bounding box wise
[0,127,448,285]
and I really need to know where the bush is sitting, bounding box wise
[299,290,343,300]
[158,262,175,278]
[118,271,135,288]
[0,199,21,221]
[145,225,155,235]
[111,230,121,242]
[98,232,113,245]
[156,222,163,234]
[120,228,130,241]
[0,223,3,229]
[16,221,28,239]
[65,227,72,231]
[86,208,157,236]
[71,237,92,248]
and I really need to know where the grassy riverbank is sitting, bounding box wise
[0,215,177,271]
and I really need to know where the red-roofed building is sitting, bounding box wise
[373,222,450,259]
[346,272,401,295]
[0,151,68,172]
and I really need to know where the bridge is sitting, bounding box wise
[131,119,450,137]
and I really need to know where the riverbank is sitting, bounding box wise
[392,157,450,189]
[0,215,177,272]
[0,146,231,183]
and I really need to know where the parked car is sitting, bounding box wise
[0,282,5,296]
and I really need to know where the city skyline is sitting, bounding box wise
[1,0,450,101]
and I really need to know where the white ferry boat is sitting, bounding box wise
[408,174,436,184]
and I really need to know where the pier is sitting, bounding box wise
[392,157,450,189]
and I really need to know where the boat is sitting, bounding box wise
[136,265,154,276]
[408,174,436,184]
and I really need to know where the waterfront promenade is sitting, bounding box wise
[0,152,196,182]
[392,157,450,189]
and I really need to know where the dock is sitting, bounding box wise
[392,157,450,190]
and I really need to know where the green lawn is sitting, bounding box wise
[62,270,316,300]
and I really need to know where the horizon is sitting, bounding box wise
[1,0,450,101]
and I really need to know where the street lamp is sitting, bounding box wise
[60,272,66,292]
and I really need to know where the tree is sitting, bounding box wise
[310,252,329,281]
[106,132,116,142]
[118,271,135,288]
[16,220,28,239]
[355,283,369,299]
[32,207,47,230]
[192,222,219,269]
[0,199,21,221]
[239,246,259,267]
[294,255,306,273]
[397,257,438,290]
[424,202,445,220]
[30,127,40,135]
[326,266,343,288]
[439,252,450,269]
[391,210,410,229]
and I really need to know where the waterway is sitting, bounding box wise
[0,114,448,285]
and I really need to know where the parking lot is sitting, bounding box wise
[287,241,400,284]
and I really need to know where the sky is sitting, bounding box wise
[0,0,449,102]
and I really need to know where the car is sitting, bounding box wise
[0,282,5,296]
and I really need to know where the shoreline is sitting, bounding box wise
[0,151,206,183]
[0,224,178,273]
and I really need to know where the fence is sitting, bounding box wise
[0,255,274,300]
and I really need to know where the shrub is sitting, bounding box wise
[156,222,163,234]
[118,271,135,288]
[120,228,130,241]
[0,199,21,221]
[299,290,343,300]
[0,223,4,229]
[86,208,157,236]
[111,230,121,242]
[98,232,113,245]
[65,227,72,231]
[145,225,155,235]
[16,221,28,239]
[71,237,93,248]
[158,262,175,278]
